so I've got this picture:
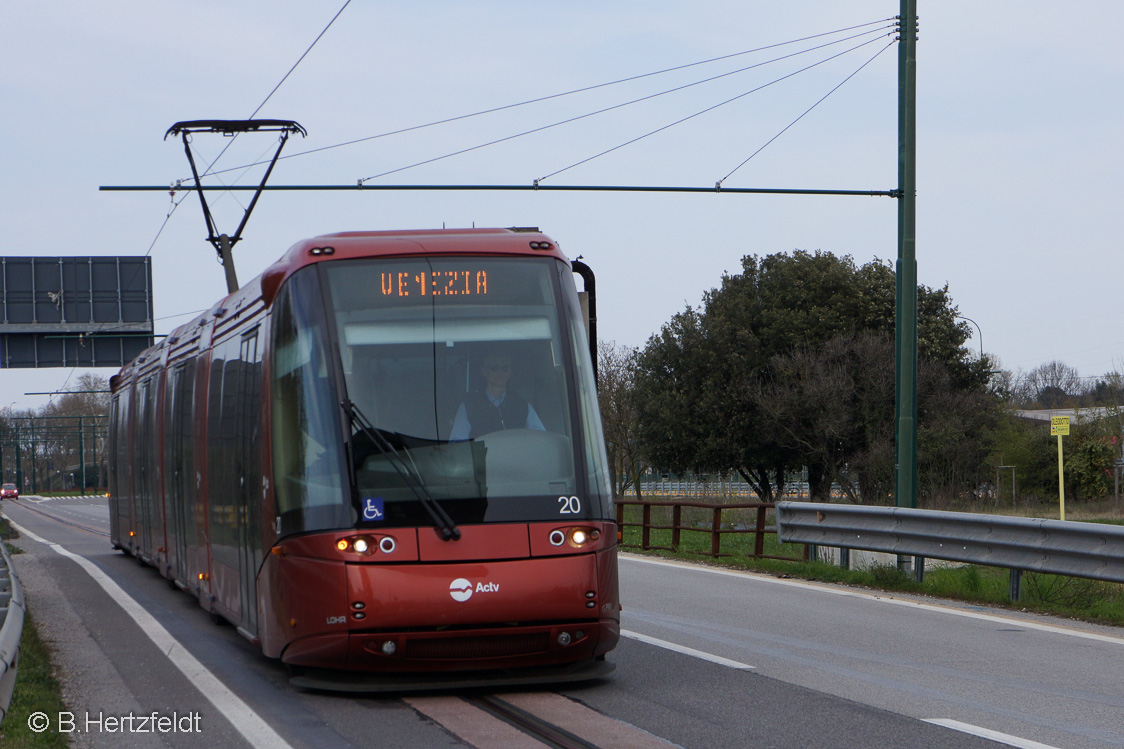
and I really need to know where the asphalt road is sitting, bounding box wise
[8,495,1111,747]
[616,555,1124,748]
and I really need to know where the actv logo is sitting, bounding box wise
[448,578,500,602]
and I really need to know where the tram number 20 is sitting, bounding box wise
[558,496,581,514]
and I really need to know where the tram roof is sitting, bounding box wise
[279,227,566,266]
[261,226,567,305]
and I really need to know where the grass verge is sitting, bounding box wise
[0,613,69,747]
[0,518,69,747]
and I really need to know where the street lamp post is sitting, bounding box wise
[957,315,984,360]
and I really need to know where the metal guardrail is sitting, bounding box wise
[776,501,1124,598]
[0,532,25,726]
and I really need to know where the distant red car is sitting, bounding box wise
[1,483,18,500]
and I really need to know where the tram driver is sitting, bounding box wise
[449,351,545,440]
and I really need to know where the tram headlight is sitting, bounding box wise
[337,535,396,556]
[337,536,372,554]
[568,527,600,547]
[551,527,603,549]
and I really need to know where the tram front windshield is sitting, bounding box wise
[270,254,610,534]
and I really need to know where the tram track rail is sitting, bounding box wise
[404,691,675,749]
[464,694,602,749]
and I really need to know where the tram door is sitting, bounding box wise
[237,331,261,631]
[109,388,132,545]
[207,339,239,619]
[164,361,195,582]
[136,377,157,560]
[206,330,262,630]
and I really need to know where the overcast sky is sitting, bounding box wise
[2,2,1122,411]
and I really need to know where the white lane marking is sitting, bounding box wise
[925,719,1060,749]
[8,519,294,749]
[621,629,754,670]
[622,554,1124,647]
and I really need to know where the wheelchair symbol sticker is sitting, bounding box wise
[362,497,385,522]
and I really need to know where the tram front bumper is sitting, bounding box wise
[281,553,619,672]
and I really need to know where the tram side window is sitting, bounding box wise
[164,361,196,503]
[138,377,157,507]
[108,395,118,497]
[136,376,160,550]
[207,342,237,553]
[238,331,263,572]
[110,389,130,503]
[165,360,197,552]
[271,272,349,535]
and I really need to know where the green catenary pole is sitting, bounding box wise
[895,0,918,509]
[79,417,86,491]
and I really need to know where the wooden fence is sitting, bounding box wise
[615,498,806,561]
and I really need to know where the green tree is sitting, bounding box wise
[634,262,795,501]
[597,340,648,499]
[986,410,1061,504]
[916,358,999,503]
[1064,413,1122,500]
[754,333,897,502]
[634,250,996,503]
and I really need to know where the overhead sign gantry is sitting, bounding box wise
[0,256,153,368]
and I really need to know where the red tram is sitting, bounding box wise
[108,228,619,689]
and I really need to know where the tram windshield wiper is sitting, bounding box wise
[341,399,461,541]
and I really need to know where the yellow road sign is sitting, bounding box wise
[1051,416,1070,436]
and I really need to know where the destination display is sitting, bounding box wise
[380,269,488,298]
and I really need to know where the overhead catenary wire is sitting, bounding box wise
[716,38,896,187]
[250,0,352,121]
[359,25,896,184]
[102,27,897,199]
[204,18,896,180]
[103,13,901,297]
[199,0,353,180]
[142,190,191,260]
[535,34,894,185]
